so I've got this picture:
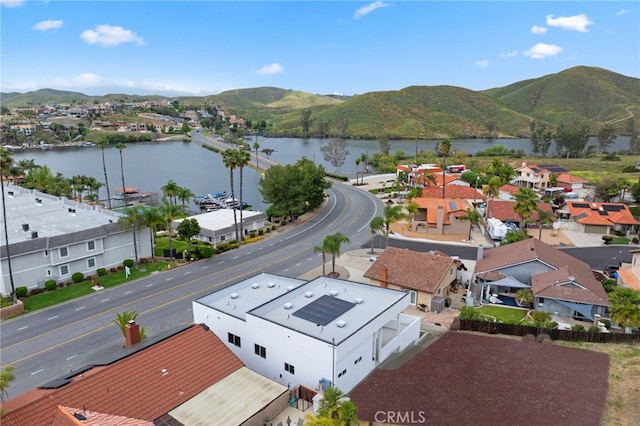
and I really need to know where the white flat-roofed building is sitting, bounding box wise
[173,209,266,245]
[193,273,421,393]
[0,185,151,296]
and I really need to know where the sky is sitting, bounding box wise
[1,1,638,97]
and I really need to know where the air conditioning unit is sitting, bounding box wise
[267,282,275,288]
[330,290,338,297]
[286,286,295,292]
[354,297,363,304]
[336,320,347,328]
[251,283,260,289]
[284,302,293,310]
[230,292,239,299]
[304,291,313,298]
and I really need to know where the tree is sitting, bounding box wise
[438,138,452,198]
[608,287,640,331]
[597,124,617,153]
[516,288,533,306]
[536,208,554,240]
[616,178,630,202]
[530,122,553,157]
[113,311,146,343]
[300,109,313,137]
[554,122,590,158]
[326,232,350,274]
[118,207,143,263]
[313,387,358,426]
[0,148,17,304]
[161,202,183,263]
[115,142,128,206]
[313,238,330,276]
[253,140,260,169]
[0,365,15,402]
[500,230,530,245]
[236,148,251,242]
[320,138,349,173]
[383,204,408,247]
[97,137,112,209]
[161,180,180,206]
[378,135,391,155]
[176,185,195,213]
[461,208,482,241]
[369,216,384,253]
[176,218,201,244]
[139,206,164,262]
[628,119,640,154]
[513,187,539,231]
[405,202,419,228]
[222,149,240,243]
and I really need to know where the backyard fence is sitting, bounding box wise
[459,319,640,344]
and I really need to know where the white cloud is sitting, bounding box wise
[475,60,489,68]
[617,9,629,16]
[531,25,547,35]
[80,24,144,47]
[500,50,518,58]
[524,43,563,59]
[353,1,390,20]
[33,20,64,31]
[256,63,284,76]
[0,0,24,8]
[545,14,593,32]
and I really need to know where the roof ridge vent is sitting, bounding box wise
[354,297,363,304]
[304,291,313,298]
[230,292,239,299]
[267,282,275,288]
[251,283,260,289]
[284,302,293,310]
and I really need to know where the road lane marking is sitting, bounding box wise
[202,266,208,269]
[166,277,173,281]
[184,271,191,275]
[296,263,301,266]
[48,316,58,320]
[217,261,224,264]
[247,252,252,255]
[284,268,289,272]
[307,258,312,261]
[66,355,77,360]
[75,307,85,311]
[100,298,110,303]
[124,291,132,295]
[31,369,44,375]
[18,326,29,331]
[233,256,239,259]
[145,284,153,287]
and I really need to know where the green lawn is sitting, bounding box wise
[475,305,528,323]
[154,237,190,257]
[21,262,169,312]
[609,237,630,245]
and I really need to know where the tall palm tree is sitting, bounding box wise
[369,216,385,254]
[383,204,408,248]
[161,180,180,206]
[608,287,640,331]
[405,202,419,229]
[235,148,251,242]
[96,137,112,209]
[139,206,164,262]
[222,149,240,243]
[313,240,329,276]
[115,142,127,207]
[0,148,17,303]
[485,176,501,200]
[438,138,452,198]
[161,202,182,264]
[463,208,483,241]
[0,365,16,402]
[253,141,260,170]
[514,187,539,232]
[536,208,555,240]
[421,168,438,188]
[118,207,142,263]
[176,186,195,213]
[326,232,350,274]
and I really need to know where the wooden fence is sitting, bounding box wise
[459,319,640,344]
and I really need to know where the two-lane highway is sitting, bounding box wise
[1,179,383,399]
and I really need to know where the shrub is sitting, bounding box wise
[614,230,625,237]
[16,286,28,298]
[199,246,213,258]
[266,227,271,233]
[249,231,256,238]
[139,257,150,264]
[123,259,134,268]
[72,272,84,283]
[45,280,57,291]
[571,324,585,332]
[531,310,552,325]
[633,237,639,244]
[588,326,601,333]
[271,225,276,231]
[29,288,45,296]
[600,319,611,330]
[602,235,613,244]
[258,229,264,236]
[97,268,107,276]
[281,220,287,226]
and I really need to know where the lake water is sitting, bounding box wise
[9,135,631,213]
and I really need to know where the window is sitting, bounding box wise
[409,290,417,305]
[285,363,295,375]
[221,235,226,242]
[59,265,69,276]
[87,258,96,268]
[87,240,96,251]
[59,247,69,257]
[338,369,347,378]
[227,332,241,347]
[254,344,266,358]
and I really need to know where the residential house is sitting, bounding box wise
[0,324,290,426]
[410,198,472,235]
[192,273,421,393]
[556,173,588,191]
[615,249,640,291]
[9,123,36,137]
[420,184,484,206]
[0,185,150,296]
[513,162,551,190]
[486,200,554,227]
[473,239,609,321]
[498,184,520,201]
[363,247,461,311]
[172,209,267,247]
[562,201,639,234]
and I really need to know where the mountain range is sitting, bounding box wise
[2,66,638,139]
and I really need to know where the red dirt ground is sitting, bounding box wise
[349,332,609,426]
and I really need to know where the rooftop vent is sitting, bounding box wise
[354,297,363,304]
[251,283,260,289]
[35,198,42,205]
[284,302,293,310]
[304,291,313,298]
[267,282,275,288]
[336,320,347,328]
[286,286,295,292]
[68,208,76,214]
[329,290,338,297]
[230,292,239,299]
[7,191,13,197]
[22,223,29,232]
[31,231,38,239]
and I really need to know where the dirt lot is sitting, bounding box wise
[350,332,610,426]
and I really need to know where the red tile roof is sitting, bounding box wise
[556,173,588,184]
[487,200,553,223]
[363,247,456,294]
[1,324,244,426]
[567,201,639,226]
[499,184,520,196]
[421,184,483,200]
[411,198,470,225]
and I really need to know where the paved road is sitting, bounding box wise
[0,179,383,399]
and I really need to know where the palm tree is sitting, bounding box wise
[253,140,260,170]
[383,204,408,247]
[115,142,127,206]
[438,138,452,198]
[0,365,16,402]
[161,180,180,206]
[608,287,640,331]
[118,207,142,263]
[536,208,555,240]
[513,187,539,232]
[222,149,240,243]
[161,202,182,264]
[113,310,145,343]
[315,387,358,426]
[235,148,251,242]
[97,137,112,209]
[176,186,195,213]
[463,208,483,241]
[139,206,164,262]
[313,240,330,276]
[617,178,630,202]
[420,168,438,188]
[0,148,17,303]
[405,202,419,229]
[369,216,384,254]
[485,176,501,200]
[515,288,533,306]
[326,232,350,274]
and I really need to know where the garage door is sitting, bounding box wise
[584,225,607,234]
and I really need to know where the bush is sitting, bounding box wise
[72,272,84,283]
[16,286,28,298]
[633,237,639,244]
[97,267,107,276]
[123,259,134,268]
[571,324,585,332]
[614,230,625,237]
[271,225,276,231]
[258,229,264,236]
[532,310,552,325]
[249,231,256,238]
[602,235,613,244]
[199,245,213,258]
[265,227,271,233]
[588,326,601,333]
[600,319,611,330]
[45,280,57,291]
